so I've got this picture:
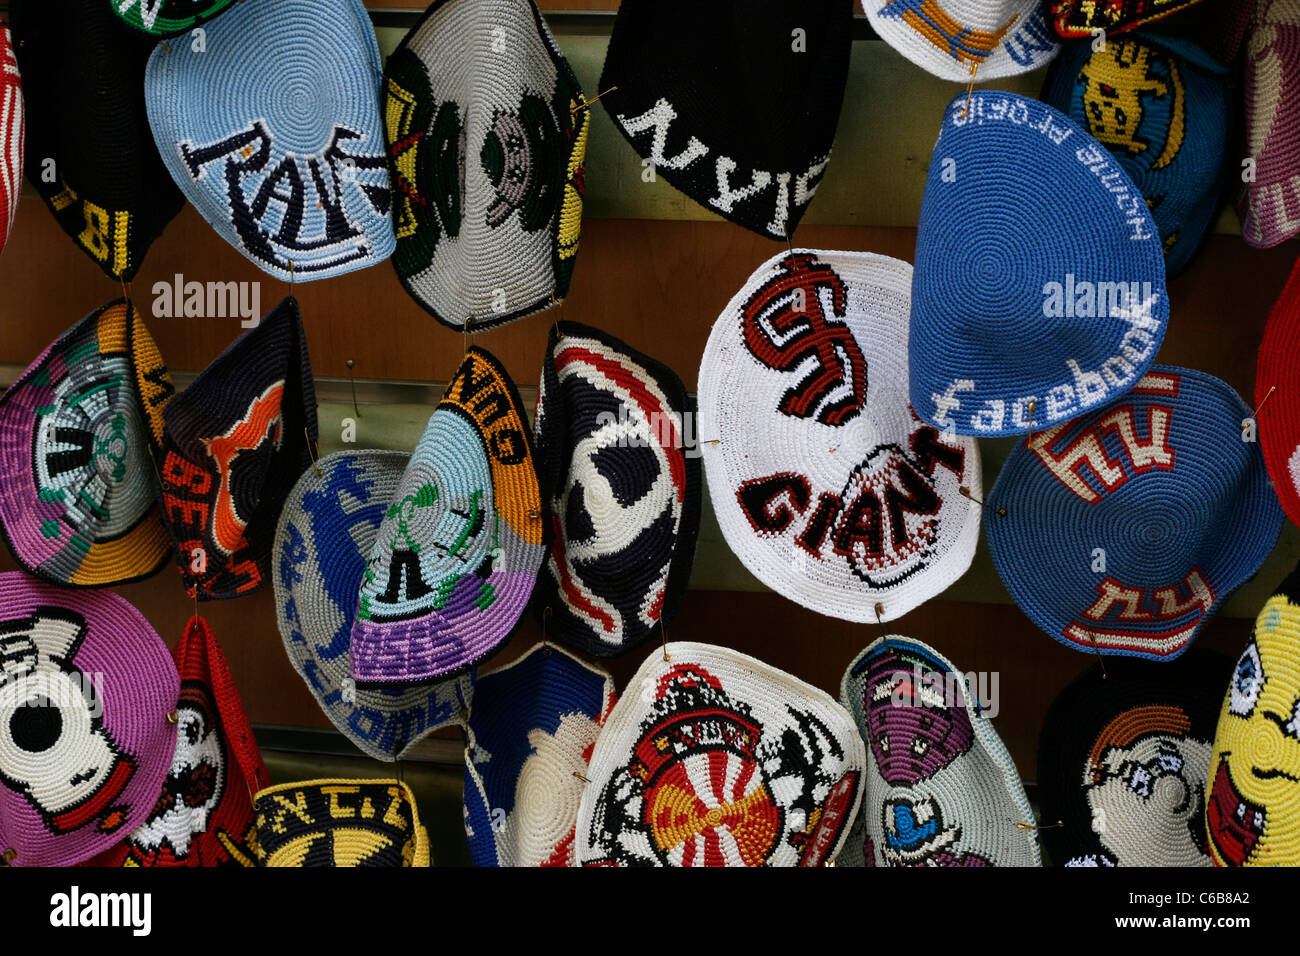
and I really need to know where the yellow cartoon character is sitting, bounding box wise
[1206,585,1300,865]
[1079,39,1184,169]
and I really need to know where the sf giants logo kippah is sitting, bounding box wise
[740,253,866,427]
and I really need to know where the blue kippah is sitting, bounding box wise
[1042,33,1232,277]
[910,91,1169,439]
[986,365,1283,661]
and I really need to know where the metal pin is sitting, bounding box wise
[528,509,542,520]
[785,229,794,255]
[2,848,15,863]
[463,316,475,355]
[542,607,553,647]
[874,602,886,633]
[345,359,360,418]
[959,485,1005,517]
[288,258,295,287]
[1087,631,1109,679]
[961,61,977,118]
[661,618,671,662]
[676,438,722,452]
[572,85,617,115]
[305,427,321,476]
[1252,385,1277,421]
[1026,399,1036,446]
[166,710,178,724]
[1016,820,1063,830]
[573,772,592,784]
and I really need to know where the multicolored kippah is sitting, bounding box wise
[110,0,240,37]
[0,300,174,587]
[0,573,179,867]
[576,641,864,866]
[1042,33,1232,276]
[384,0,588,330]
[1238,1,1300,249]
[699,249,981,623]
[1050,0,1208,38]
[273,449,473,762]
[0,19,22,258]
[598,0,853,240]
[534,322,701,656]
[143,0,394,281]
[1037,649,1230,867]
[865,0,1059,82]
[157,296,318,600]
[87,614,269,867]
[1207,562,1300,866]
[464,642,615,867]
[987,366,1283,661]
[350,347,545,687]
[839,636,1041,867]
[910,91,1169,438]
[252,779,430,867]
[1256,255,1300,527]
[9,0,183,280]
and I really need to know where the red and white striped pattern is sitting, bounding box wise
[0,21,23,255]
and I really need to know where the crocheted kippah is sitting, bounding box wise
[1207,562,1300,866]
[1238,1,1300,249]
[911,91,1169,439]
[534,321,701,656]
[1050,0,1208,38]
[576,641,865,866]
[143,0,394,281]
[987,365,1283,661]
[0,573,179,867]
[838,636,1040,867]
[0,300,174,587]
[157,296,318,600]
[9,0,183,281]
[464,642,615,867]
[0,19,21,259]
[1041,33,1232,277]
[273,449,474,762]
[252,779,430,867]
[1037,649,1230,867]
[87,614,269,867]
[1256,255,1300,528]
[598,0,853,241]
[350,347,545,687]
[699,249,981,623]
[384,0,588,331]
[110,0,240,37]
[865,1,1059,82]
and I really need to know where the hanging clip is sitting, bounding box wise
[346,359,360,418]
[1016,819,1063,831]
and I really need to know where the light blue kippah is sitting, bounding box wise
[143,0,395,281]
[910,90,1169,439]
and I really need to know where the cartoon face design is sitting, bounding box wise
[1084,705,1212,867]
[862,644,974,785]
[0,610,135,834]
[1207,597,1300,866]
[126,683,225,861]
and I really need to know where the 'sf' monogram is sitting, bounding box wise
[740,254,867,428]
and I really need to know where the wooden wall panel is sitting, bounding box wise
[3,199,1296,394]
